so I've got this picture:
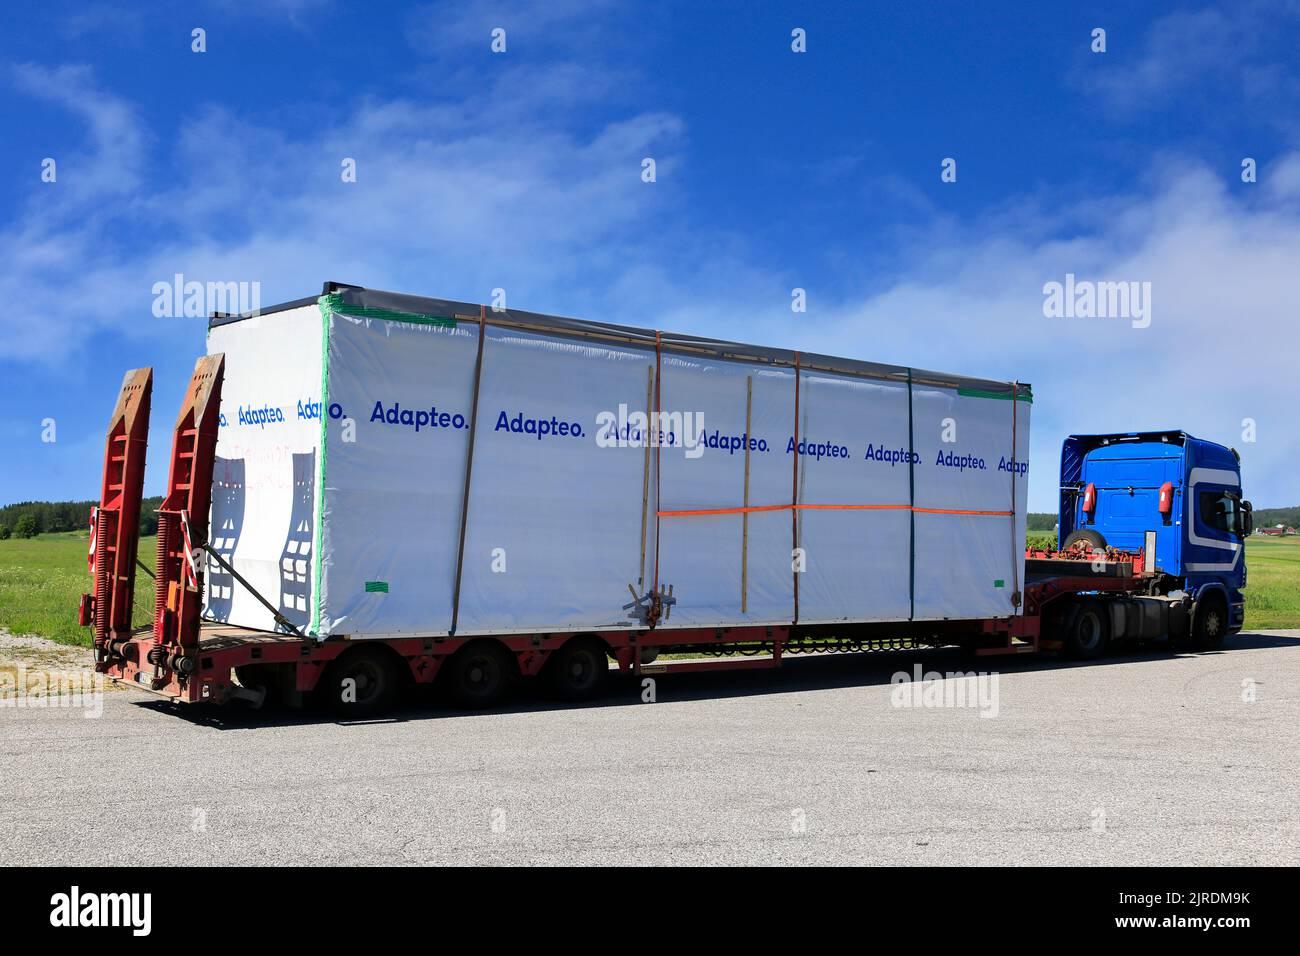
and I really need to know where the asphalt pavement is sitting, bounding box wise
[2,631,1297,866]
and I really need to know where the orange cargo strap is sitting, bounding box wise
[657,503,1013,518]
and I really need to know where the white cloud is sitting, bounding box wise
[207,0,336,27]
[1081,8,1242,108]
[4,51,1298,511]
[796,162,1300,510]
[1076,2,1300,125]
[405,0,621,55]
[0,57,686,360]
[12,63,146,203]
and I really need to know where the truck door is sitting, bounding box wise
[1184,468,1244,577]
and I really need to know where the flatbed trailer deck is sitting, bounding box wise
[98,553,1160,710]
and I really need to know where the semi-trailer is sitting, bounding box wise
[80,283,1252,714]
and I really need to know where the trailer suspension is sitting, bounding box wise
[655,634,938,659]
[785,635,936,655]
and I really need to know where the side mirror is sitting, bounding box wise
[1242,500,1254,536]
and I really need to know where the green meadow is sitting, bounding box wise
[0,532,156,646]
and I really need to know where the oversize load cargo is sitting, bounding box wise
[205,286,1031,638]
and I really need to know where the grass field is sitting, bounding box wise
[1239,536,1300,629]
[0,532,156,646]
[1,531,1297,646]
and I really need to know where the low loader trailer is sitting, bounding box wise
[80,284,1252,714]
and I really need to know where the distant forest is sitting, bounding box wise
[1251,506,1300,529]
[0,497,163,539]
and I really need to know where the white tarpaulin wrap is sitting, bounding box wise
[793,370,913,624]
[204,305,322,632]
[656,354,794,628]
[318,312,477,636]
[910,384,1031,619]
[206,290,1030,638]
[457,327,656,634]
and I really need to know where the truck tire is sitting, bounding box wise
[1191,593,1228,651]
[445,640,517,710]
[317,647,401,717]
[1062,529,1108,552]
[1063,601,1110,659]
[545,637,609,701]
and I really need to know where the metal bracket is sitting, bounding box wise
[624,583,676,626]
[193,543,305,638]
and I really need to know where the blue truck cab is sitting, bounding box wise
[1058,431,1252,637]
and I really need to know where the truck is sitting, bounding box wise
[1044,431,1251,651]
[78,282,1252,715]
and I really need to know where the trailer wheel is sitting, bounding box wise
[445,640,516,710]
[1062,529,1108,552]
[318,647,401,716]
[1063,602,1109,659]
[1191,593,1227,651]
[234,664,283,707]
[545,637,610,701]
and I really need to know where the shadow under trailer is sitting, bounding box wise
[80,283,1252,715]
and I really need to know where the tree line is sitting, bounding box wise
[0,498,1294,541]
[0,498,163,539]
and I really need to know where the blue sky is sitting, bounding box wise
[3,0,1299,512]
